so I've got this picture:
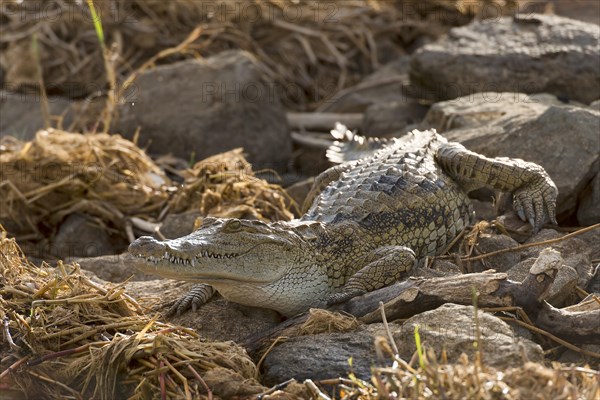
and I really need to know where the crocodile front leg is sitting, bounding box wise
[327,246,416,305]
[167,283,216,316]
[436,142,558,232]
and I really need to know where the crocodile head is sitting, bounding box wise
[126,217,319,285]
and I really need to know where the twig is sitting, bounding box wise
[0,356,30,382]
[187,365,212,400]
[304,379,332,400]
[257,378,296,399]
[379,301,399,356]
[461,223,600,262]
[2,317,21,351]
[256,336,288,373]
[497,317,600,359]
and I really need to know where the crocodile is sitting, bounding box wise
[126,127,558,316]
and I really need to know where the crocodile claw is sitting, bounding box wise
[513,175,558,233]
[166,284,216,316]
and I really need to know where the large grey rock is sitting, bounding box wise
[0,92,73,140]
[262,304,542,385]
[410,14,600,104]
[396,304,544,368]
[115,50,291,169]
[422,92,600,218]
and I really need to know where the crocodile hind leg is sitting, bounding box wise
[167,283,216,316]
[327,246,416,305]
[436,142,558,232]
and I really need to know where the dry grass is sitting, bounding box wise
[169,148,295,222]
[0,226,267,399]
[319,337,600,399]
[0,130,293,255]
[299,309,361,336]
[0,129,170,243]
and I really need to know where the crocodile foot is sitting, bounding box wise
[167,283,216,316]
[513,173,558,232]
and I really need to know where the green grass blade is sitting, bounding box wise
[86,0,104,45]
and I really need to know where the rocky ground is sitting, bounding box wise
[1,1,599,399]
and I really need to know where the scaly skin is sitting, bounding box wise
[126,128,558,316]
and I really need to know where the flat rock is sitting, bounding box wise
[410,14,600,103]
[125,280,281,343]
[422,92,600,218]
[115,50,291,170]
[396,304,544,368]
[73,253,156,283]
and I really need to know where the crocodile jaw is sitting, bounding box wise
[127,236,288,284]
[126,218,315,285]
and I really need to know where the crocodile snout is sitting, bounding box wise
[128,236,166,258]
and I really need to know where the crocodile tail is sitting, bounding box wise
[326,123,391,163]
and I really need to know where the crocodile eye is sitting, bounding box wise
[226,219,242,231]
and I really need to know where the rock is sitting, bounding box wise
[126,280,281,343]
[507,258,579,307]
[559,344,600,364]
[73,253,156,283]
[318,57,410,113]
[396,304,544,368]
[577,168,600,225]
[262,304,543,385]
[362,100,427,137]
[0,92,73,140]
[468,234,520,273]
[422,92,600,217]
[590,99,600,110]
[410,14,600,104]
[115,50,291,170]
[51,213,119,259]
[585,265,600,294]
[158,211,203,239]
[285,177,315,214]
[428,259,462,275]
[521,229,594,289]
[261,324,380,386]
[578,228,600,266]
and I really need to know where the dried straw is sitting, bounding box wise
[0,129,170,241]
[0,226,264,399]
